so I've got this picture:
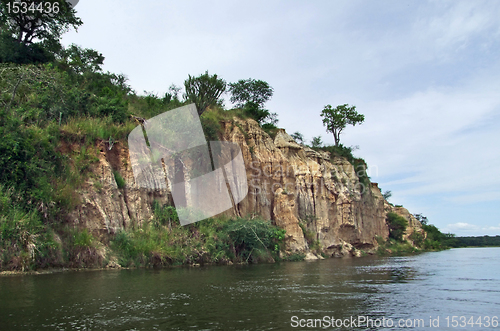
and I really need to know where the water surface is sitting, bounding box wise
[1,248,499,330]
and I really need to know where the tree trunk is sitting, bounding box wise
[333,132,339,147]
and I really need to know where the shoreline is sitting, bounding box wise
[0,248,452,277]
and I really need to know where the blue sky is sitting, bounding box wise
[61,0,500,236]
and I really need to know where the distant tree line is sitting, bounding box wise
[446,235,500,248]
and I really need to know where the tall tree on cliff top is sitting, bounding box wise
[228,78,276,125]
[320,104,365,147]
[184,71,226,116]
[0,0,82,55]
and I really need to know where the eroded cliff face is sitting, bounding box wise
[68,116,421,257]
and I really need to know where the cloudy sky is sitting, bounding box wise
[61,0,500,236]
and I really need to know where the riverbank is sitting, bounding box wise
[1,238,448,276]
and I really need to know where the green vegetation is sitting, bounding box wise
[0,184,110,270]
[387,212,408,242]
[310,143,371,191]
[320,104,365,147]
[0,0,82,64]
[310,136,323,148]
[421,223,457,249]
[377,213,458,255]
[111,210,288,267]
[228,78,277,127]
[184,71,226,116]
[377,239,420,255]
[291,131,304,144]
[448,235,500,247]
[113,170,125,189]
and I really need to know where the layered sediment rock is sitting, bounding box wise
[69,116,422,256]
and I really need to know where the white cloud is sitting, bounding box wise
[442,222,500,236]
[483,225,500,232]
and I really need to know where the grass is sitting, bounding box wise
[0,185,62,271]
[60,115,137,143]
[113,170,126,189]
[376,238,421,256]
[109,212,287,268]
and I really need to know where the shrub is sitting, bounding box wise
[318,144,355,162]
[299,222,316,245]
[152,201,179,228]
[64,228,103,268]
[109,214,286,267]
[0,187,47,270]
[262,123,279,139]
[409,231,424,247]
[224,218,277,262]
[386,212,408,242]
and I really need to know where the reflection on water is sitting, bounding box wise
[0,248,499,330]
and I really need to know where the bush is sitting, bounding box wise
[61,116,136,142]
[109,214,286,267]
[317,144,355,162]
[224,218,278,262]
[0,35,53,64]
[152,201,179,228]
[386,212,408,242]
[0,186,62,271]
[64,228,103,268]
[409,231,424,247]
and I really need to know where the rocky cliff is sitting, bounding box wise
[68,116,422,257]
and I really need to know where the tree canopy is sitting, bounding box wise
[0,0,82,56]
[228,78,276,125]
[320,104,365,147]
[58,44,104,74]
[228,78,273,109]
[184,70,226,116]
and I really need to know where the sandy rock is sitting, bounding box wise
[67,115,425,256]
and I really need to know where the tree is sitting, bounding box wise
[0,33,52,64]
[184,71,226,116]
[0,0,82,55]
[57,44,104,74]
[228,78,276,125]
[386,212,408,242]
[291,131,304,144]
[414,213,428,226]
[382,190,392,201]
[320,104,365,147]
[229,78,273,109]
[311,136,323,149]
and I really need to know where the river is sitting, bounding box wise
[1,247,499,330]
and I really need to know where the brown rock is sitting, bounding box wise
[67,115,423,257]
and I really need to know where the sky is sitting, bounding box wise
[61,0,500,236]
